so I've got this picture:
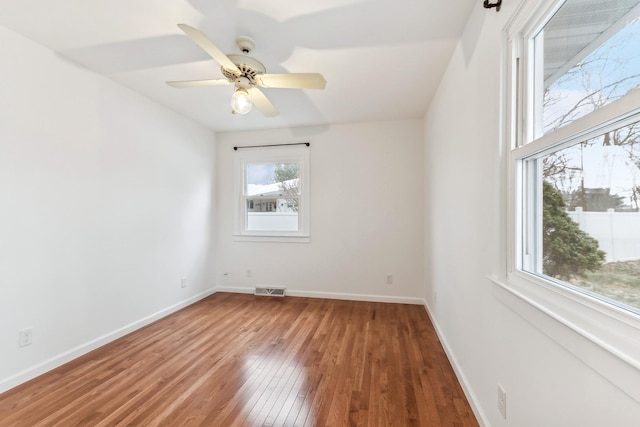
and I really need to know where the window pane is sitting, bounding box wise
[246,198,299,231]
[538,0,640,135]
[528,122,640,311]
[246,162,300,196]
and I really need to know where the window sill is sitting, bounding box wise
[233,234,310,243]
[489,272,640,403]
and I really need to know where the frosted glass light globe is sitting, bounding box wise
[231,88,252,114]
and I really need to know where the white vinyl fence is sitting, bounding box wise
[248,212,298,231]
[567,208,640,262]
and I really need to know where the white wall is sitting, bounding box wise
[0,26,217,391]
[215,120,424,302]
[423,3,640,427]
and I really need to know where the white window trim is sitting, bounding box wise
[233,145,310,243]
[500,0,640,403]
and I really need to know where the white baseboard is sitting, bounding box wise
[0,288,216,394]
[422,300,490,427]
[213,286,424,305]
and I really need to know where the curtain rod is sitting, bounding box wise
[233,142,310,150]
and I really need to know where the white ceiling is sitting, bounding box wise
[0,0,476,132]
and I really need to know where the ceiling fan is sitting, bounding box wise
[166,24,327,117]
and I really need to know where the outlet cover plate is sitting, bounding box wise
[19,328,33,347]
[498,384,507,419]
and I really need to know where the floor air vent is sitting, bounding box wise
[255,286,286,297]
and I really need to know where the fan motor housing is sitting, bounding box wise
[222,54,266,85]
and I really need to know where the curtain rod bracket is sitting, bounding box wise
[483,0,502,12]
[234,142,310,150]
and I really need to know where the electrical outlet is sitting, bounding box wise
[497,384,507,419]
[246,269,253,278]
[19,328,33,347]
[181,277,187,288]
[386,274,393,285]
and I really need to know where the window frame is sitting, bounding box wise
[233,145,310,242]
[500,0,640,402]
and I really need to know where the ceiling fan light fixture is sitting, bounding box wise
[169,25,325,118]
[231,87,252,114]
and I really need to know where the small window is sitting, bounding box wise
[508,0,640,313]
[234,146,310,241]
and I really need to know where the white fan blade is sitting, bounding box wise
[249,87,279,117]
[166,79,231,88]
[256,73,326,90]
[177,24,240,75]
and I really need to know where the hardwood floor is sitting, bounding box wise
[0,293,478,426]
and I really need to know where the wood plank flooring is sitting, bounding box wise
[0,293,479,426]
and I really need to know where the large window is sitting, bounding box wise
[507,0,640,314]
[234,145,310,241]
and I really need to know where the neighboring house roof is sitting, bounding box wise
[544,0,640,88]
[246,178,299,197]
